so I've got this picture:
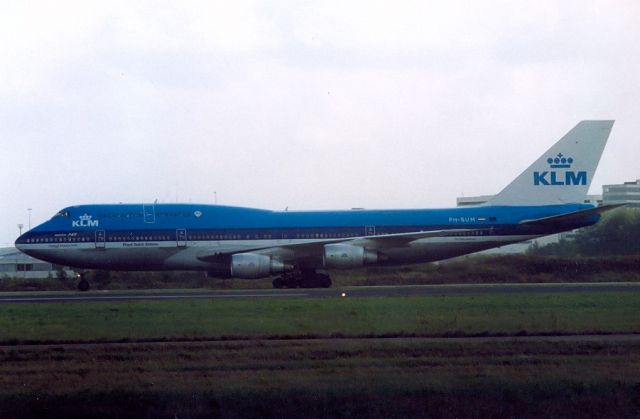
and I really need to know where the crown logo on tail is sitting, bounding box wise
[547,153,574,169]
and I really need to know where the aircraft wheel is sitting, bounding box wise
[283,276,300,288]
[300,273,331,288]
[78,279,90,292]
[300,276,316,288]
[272,277,284,289]
[317,274,332,288]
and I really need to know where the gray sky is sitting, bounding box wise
[1,0,639,245]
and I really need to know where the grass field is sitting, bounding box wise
[1,291,640,418]
[2,337,640,418]
[1,292,639,343]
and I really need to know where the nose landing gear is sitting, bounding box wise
[76,272,90,291]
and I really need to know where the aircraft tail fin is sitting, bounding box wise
[487,120,614,206]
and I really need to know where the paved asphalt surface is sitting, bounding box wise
[1,282,639,303]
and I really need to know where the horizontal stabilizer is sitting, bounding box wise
[519,204,625,227]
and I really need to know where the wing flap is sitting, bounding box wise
[349,229,476,248]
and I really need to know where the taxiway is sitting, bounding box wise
[1,282,638,303]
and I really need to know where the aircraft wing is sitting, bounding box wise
[346,229,476,248]
[518,203,625,227]
[196,228,476,262]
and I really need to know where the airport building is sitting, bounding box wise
[603,179,640,208]
[0,247,73,279]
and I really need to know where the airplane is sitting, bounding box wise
[15,120,619,291]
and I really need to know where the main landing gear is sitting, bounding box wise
[272,269,332,289]
[76,272,90,291]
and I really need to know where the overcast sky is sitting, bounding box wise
[1,0,638,245]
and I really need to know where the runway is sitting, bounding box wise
[1,282,639,303]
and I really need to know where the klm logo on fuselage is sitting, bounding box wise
[533,153,587,186]
[72,213,99,227]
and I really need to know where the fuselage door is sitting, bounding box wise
[143,203,155,223]
[95,230,106,249]
[176,229,187,247]
[365,226,376,236]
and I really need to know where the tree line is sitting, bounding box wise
[529,207,640,257]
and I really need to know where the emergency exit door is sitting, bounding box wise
[176,229,187,247]
[95,230,106,249]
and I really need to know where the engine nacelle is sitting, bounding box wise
[230,253,289,279]
[323,244,378,269]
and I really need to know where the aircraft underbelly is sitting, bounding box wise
[19,234,540,273]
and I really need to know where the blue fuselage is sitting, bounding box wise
[15,203,597,276]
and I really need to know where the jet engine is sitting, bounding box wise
[230,253,290,279]
[323,244,378,269]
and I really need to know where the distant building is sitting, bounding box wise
[588,195,603,206]
[0,247,73,279]
[603,179,640,208]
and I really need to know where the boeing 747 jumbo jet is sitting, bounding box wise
[16,121,618,291]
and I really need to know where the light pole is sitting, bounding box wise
[17,224,23,236]
[27,208,32,230]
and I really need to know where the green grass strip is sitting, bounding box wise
[1,292,639,343]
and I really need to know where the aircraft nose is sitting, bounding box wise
[15,232,30,252]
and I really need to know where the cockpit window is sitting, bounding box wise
[54,210,70,217]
